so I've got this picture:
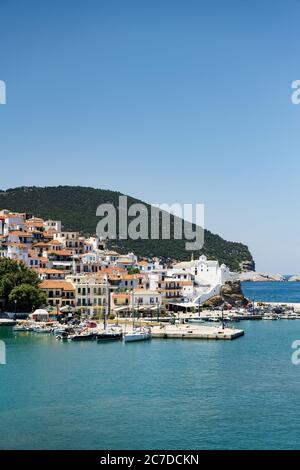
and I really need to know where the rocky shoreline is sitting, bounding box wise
[288,275,300,282]
[203,281,247,307]
[238,271,285,282]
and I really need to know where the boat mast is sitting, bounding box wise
[131,275,135,329]
[104,274,109,331]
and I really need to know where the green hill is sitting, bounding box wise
[0,186,254,271]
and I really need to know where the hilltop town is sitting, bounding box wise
[0,209,238,316]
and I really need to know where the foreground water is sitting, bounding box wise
[242,281,300,303]
[1,318,300,450]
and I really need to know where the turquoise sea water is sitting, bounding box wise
[1,313,300,450]
[242,281,300,303]
[1,282,300,450]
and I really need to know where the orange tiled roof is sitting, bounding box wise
[39,280,75,291]
[43,230,56,237]
[37,268,65,274]
[7,242,29,249]
[112,293,130,298]
[99,267,127,274]
[9,231,33,237]
[48,249,73,256]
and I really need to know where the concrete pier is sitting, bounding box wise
[0,319,16,326]
[151,324,244,340]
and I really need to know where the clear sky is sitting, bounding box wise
[0,0,300,273]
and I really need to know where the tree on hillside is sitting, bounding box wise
[127,267,140,275]
[0,258,44,312]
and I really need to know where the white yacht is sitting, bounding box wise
[33,325,53,333]
[262,314,278,320]
[124,329,151,343]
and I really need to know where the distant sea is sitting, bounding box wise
[242,281,300,303]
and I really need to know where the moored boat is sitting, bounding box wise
[33,326,53,333]
[70,332,97,341]
[56,331,70,340]
[13,325,33,332]
[97,331,123,342]
[187,318,205,324]
[124,329,151,343]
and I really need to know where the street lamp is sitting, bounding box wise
[221,304,224,330]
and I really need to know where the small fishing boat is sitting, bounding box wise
[209,317,220,323]
[56,331,69,340]
[262,314,278,320]
[53,327,68,335]
[13,325,32,332]
[33,326,53,333]
[187,318,205,324]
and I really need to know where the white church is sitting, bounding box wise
[167,255,232,308]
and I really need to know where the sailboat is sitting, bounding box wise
[123,280,151,343]
[123,329,151,342]
[97,275,123,342]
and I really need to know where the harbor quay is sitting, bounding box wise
[1,210,299,342]
[6,317,245,342]
[151,324,244,340]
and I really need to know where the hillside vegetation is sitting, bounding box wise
[0,186,254,271]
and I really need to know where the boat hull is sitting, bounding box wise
[124,333,151,342]
[97,333,122,342]
[71,333,97,341]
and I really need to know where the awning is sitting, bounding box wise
[113,306,129,312]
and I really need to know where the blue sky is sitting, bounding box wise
[0,0,300,273]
